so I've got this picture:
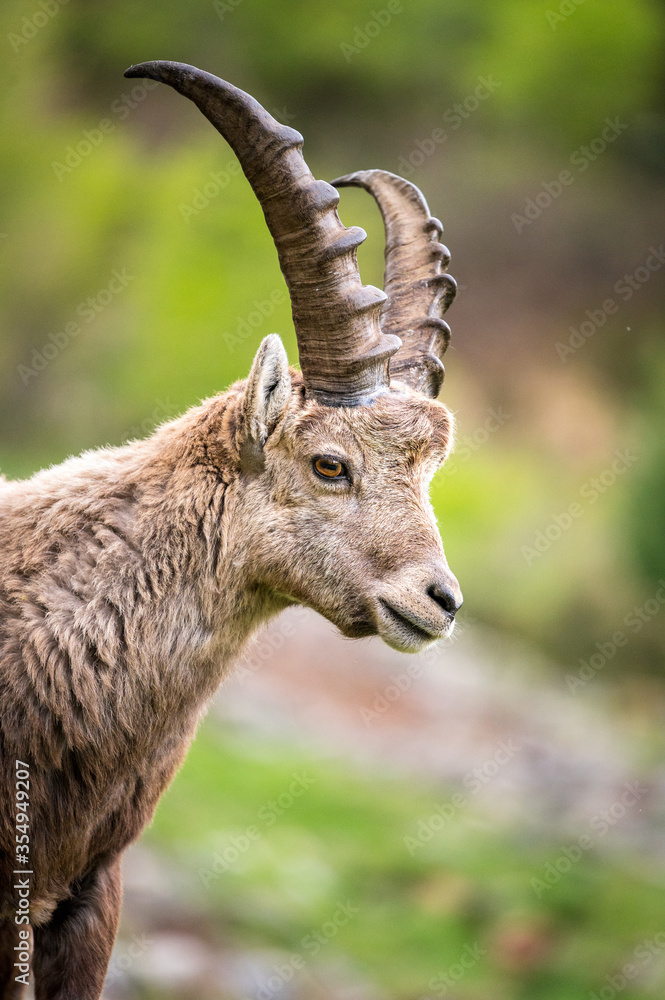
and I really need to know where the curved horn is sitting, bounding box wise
[332,169,456,398]
[124,62,400,407]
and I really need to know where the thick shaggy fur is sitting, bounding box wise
[0,339,459,998]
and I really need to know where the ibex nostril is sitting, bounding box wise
[427,582,463,617]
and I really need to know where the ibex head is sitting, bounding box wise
[125,61,462,653]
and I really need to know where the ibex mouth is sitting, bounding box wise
[376,598,452,652]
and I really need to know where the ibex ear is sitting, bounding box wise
[240,334,291,465]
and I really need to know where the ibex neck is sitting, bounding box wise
[0,388,285,764]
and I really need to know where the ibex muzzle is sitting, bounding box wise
[0,62,461,998]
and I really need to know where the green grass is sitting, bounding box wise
[142,720,665,999]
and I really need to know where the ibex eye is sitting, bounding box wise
[313,456,347,480]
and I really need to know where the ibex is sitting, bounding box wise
[0,62,462,999]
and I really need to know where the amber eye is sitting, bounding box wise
[313,456,347,480]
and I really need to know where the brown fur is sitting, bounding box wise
[0,338,460,998]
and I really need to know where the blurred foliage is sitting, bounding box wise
[625,338,665,588]
[1,0,664,678]
[0,0,665,671]
[142,721,665,1000]
[0,0,663,661]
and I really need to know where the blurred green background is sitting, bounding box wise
[2,1,665,998]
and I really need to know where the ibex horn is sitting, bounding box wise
[333,169,456,398]
[125,62,401,407]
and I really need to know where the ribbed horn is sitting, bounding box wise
[332,169,456,398]
[124,62,401,406]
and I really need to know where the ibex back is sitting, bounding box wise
[0,62,462,999]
